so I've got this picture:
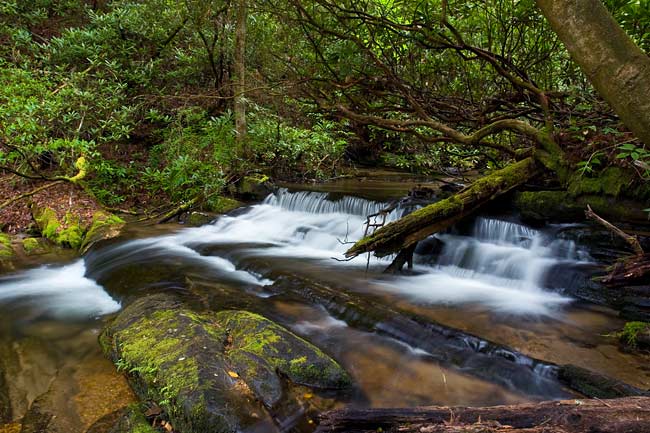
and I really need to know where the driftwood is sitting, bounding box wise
[585,204,644,256]
[316,397,650,433]
[346,157,538,258]
[602,253,650,287]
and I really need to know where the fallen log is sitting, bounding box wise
[316,397,650,433]
[345,157,538,258]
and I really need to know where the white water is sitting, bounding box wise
[0,189,585,319]
[188,189,581,315]
[379,217,584,315]
[0,260,120,319]
[150,188,582,316]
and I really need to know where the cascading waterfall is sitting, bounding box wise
[0,189,585,319]
[379,217,588,315]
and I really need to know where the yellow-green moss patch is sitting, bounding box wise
[0,234,13,259]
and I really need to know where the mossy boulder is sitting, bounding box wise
[231,174,273,201]
[31,206,124,253]
[204,196,244,214]
[101,295,350,433]
[80,212,125,254]
[513,191,649,225]
[0,234,13,259]
[218,310,352,407]
[20,237,53,256]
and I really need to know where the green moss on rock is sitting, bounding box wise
[32,206,124,253]
[568,167,633,197]
[217,310,351,394]
[0,234,13,259]
[20,237,54,256]
[102,295,352,432]
[513,191,649,224]
[80,211,125,253]
[205,197,244,214]
[33,207,60,239]
[101,295,267,433]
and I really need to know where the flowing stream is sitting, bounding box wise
[0,187,649,431]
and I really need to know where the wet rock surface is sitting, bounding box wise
[558,364,649,399]
[100,294,351,433]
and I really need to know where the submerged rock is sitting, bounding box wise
[85,404,156,433]
[558,364,649,399]
[100,295,350,433]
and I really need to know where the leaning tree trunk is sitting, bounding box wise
[345,157,538,258]
[316,397,650,433]
[535,0,650,146]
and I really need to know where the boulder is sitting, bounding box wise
[79,212,125,254]
[100,295,350,433]
[31,206,124,253]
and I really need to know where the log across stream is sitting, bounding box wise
[0,187,649,431]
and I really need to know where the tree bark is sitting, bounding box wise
[234,0,247,150]
[345,157,538,258]
[535,0,650,146]
[316,397,650,433]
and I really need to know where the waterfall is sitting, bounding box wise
[379,217,585,315]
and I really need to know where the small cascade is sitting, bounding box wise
[381,217,588,315]
[263,189,394,217]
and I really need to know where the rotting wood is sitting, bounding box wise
[601,253,650,287]
[316,396,650,433]
[346,157,538,258]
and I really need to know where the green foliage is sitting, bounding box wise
[617,321,650,348]
[247,107,348,180]
[606,0,650,51]
[616,142,650,178]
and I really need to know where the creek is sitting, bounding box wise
[0,186,648,431]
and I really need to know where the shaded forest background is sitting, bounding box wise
[1,0,650,232]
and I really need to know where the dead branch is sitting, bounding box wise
[586,204,644,256]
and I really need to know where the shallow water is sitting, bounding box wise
[0,187,648,431]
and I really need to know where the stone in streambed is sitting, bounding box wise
[558,364,649,399]
[218,310,351,407]
[100,295,350,433]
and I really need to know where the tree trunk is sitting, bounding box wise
[345,157,538,258]
[535,0,650,146]
[234,0,247,150]
[316,397,650,433]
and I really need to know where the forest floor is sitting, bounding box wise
[0,175,101,234]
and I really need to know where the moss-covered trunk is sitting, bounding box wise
[345,157,538,258]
